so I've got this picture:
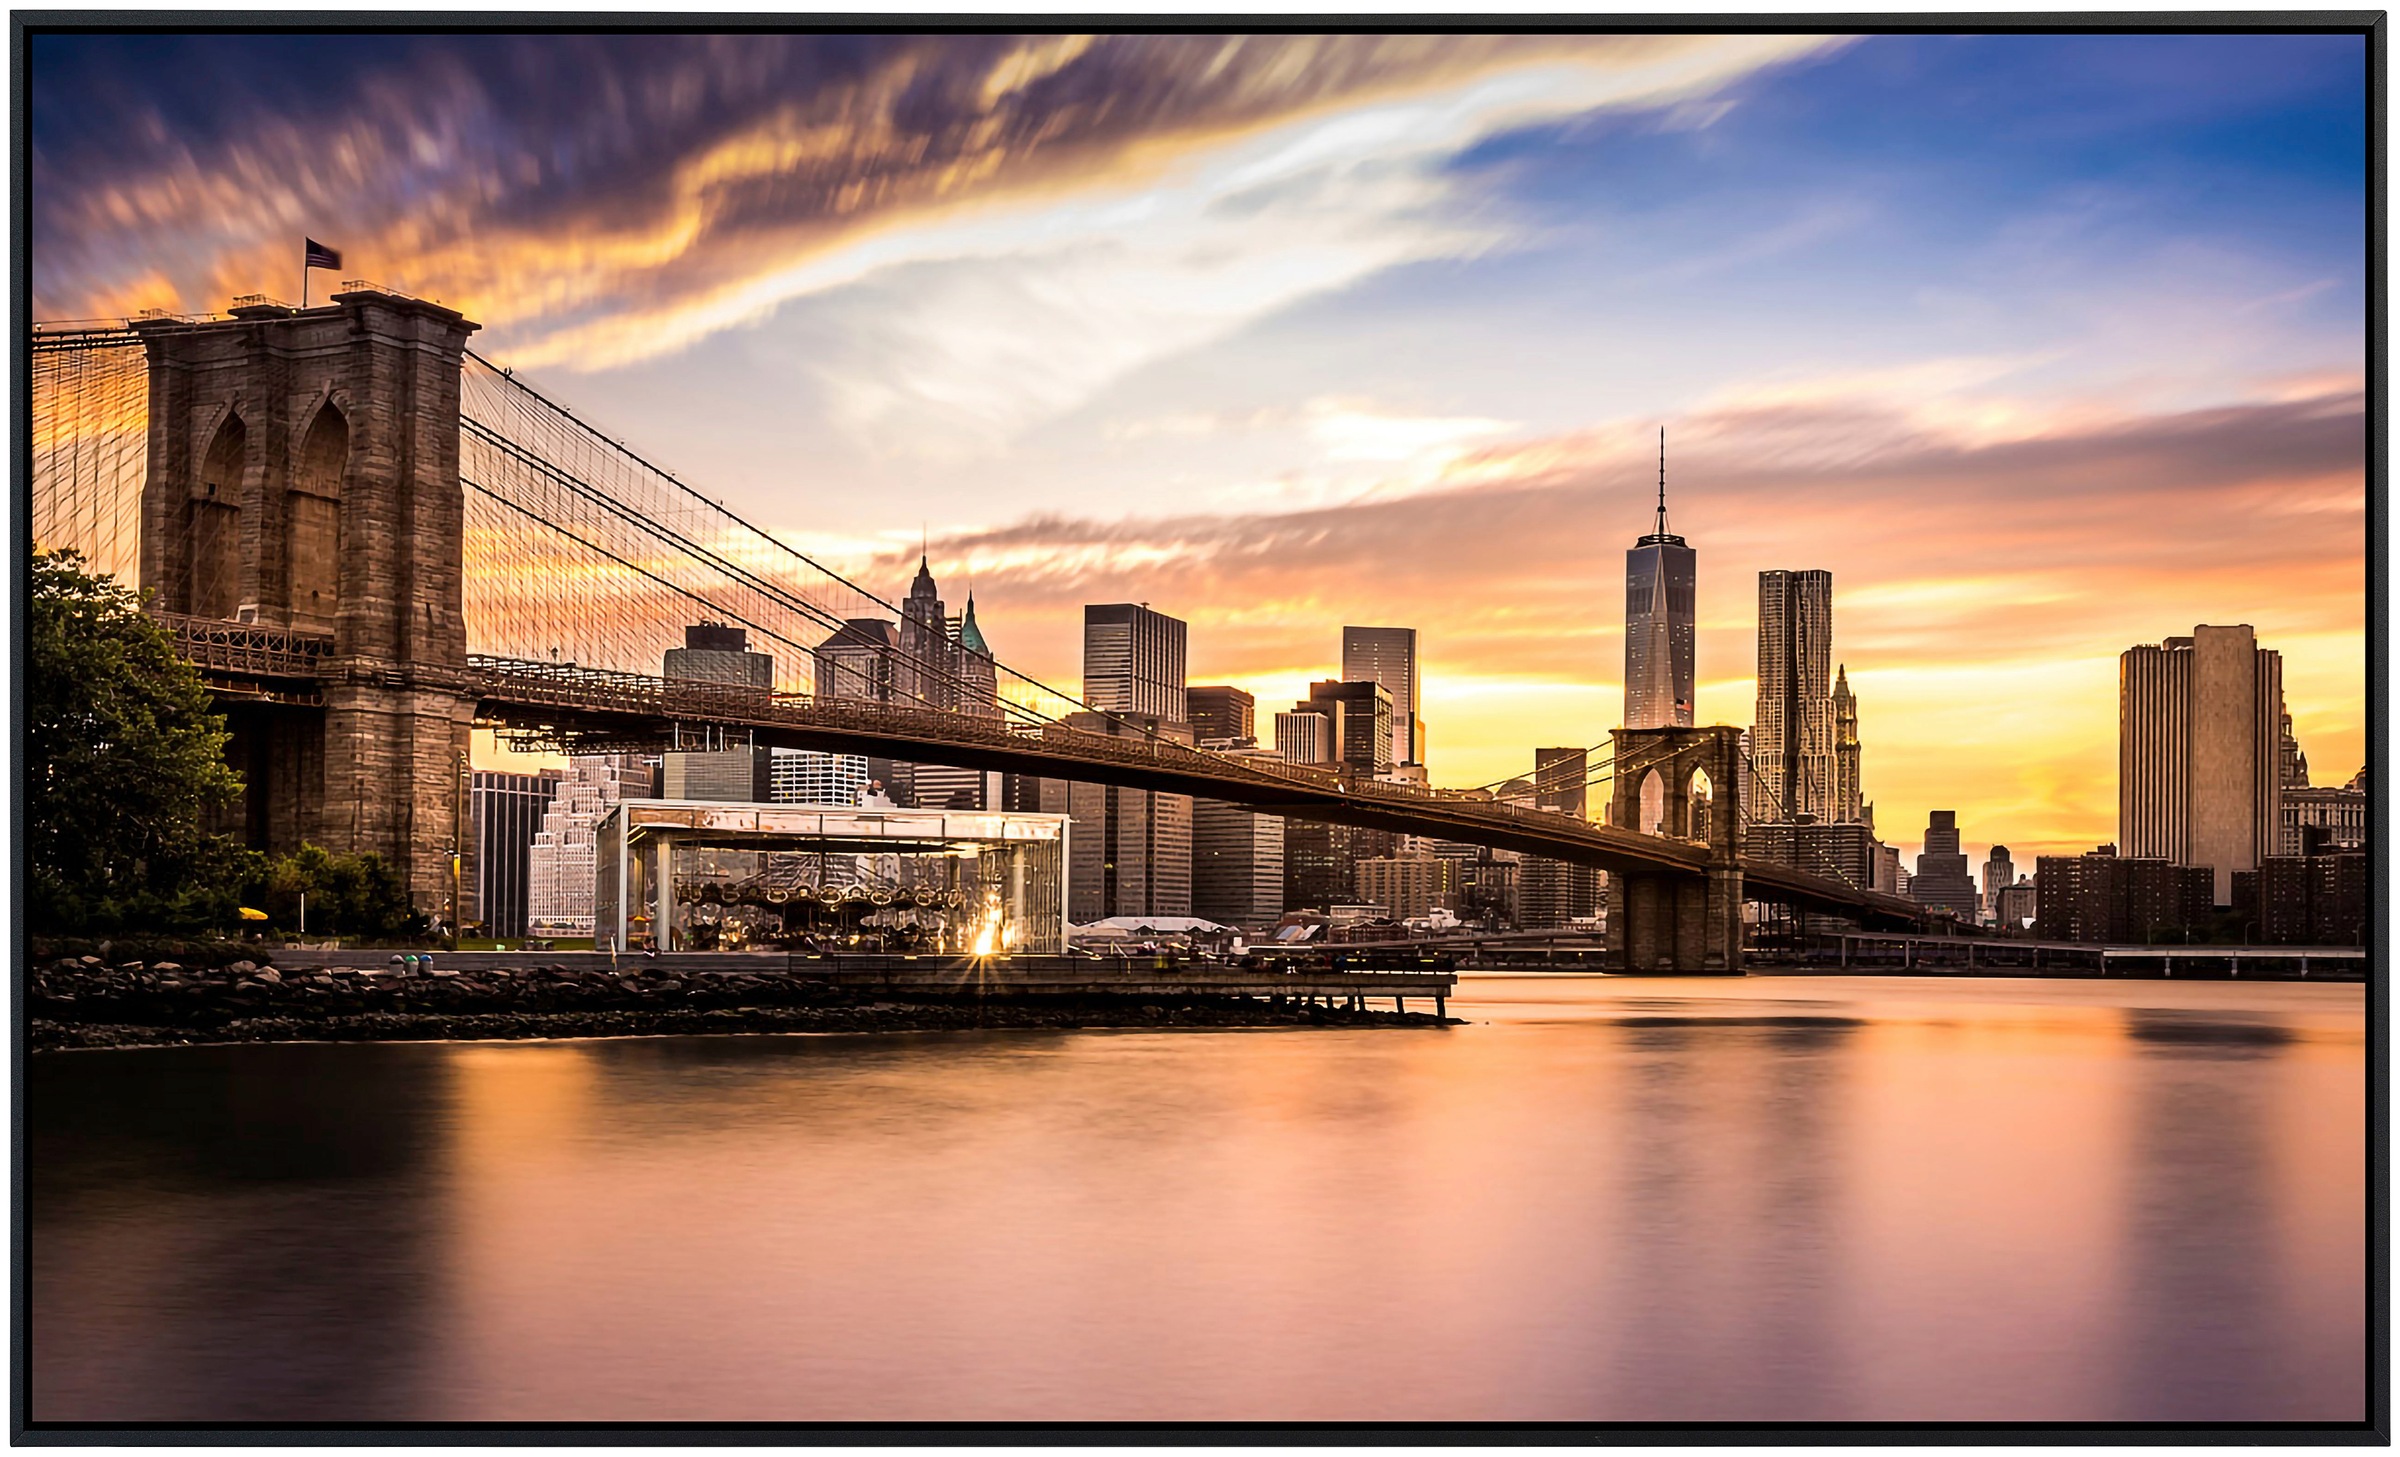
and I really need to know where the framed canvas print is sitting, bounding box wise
[15,13,2383,1443]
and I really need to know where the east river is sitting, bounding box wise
[29,973,2366,1425]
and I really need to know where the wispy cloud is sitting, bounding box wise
[34,32,1831,387]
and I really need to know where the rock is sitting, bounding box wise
[428,967,459,978]
[152,962,183,975]
[227,961,257,976]
[656,979,683,993]
[78,956,101,968]
[254,968,283,985]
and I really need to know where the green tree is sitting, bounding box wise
[247,843,426,940]
[27,548,250,930]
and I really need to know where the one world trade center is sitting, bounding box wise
[1624,430,1696,729]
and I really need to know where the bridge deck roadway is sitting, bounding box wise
[468,659,1924,927]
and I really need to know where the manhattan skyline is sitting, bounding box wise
[29,30,2369,860]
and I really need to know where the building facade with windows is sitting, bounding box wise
[1342,625,1426,767]
[2121,624,2285,903]
[1753,568,1836,822]
[1083,603,1188,722]
[1298,679,1393,776]
[471,768,564,938]
[527,754,653,935]
[1188,685,1256,745]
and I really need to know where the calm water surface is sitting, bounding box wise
[30,974,2367,1423]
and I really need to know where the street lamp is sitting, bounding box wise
[449,749,468,944]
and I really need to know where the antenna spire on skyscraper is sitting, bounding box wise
[1656,426,1669,537]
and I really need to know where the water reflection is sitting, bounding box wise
[32,1043,457,1421]
[26,976,2366,1424]
[1604,1014,1856,1420]
[2114,1006,2341,1421]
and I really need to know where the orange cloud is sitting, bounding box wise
[34,34,1834,367]
[846,387,2364,858]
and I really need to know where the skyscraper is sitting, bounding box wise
[1981,845,2015,915]
[913,583,1004,810]
[1624,430,1696,730]
[896,555,953,711]
[661,624,773,801]
[1532,746,1591,819]
[1274,710,1334,765]
[771,748,869,806]
[1910,811,1980,918]
[1050,713,1194,922]
[1342,626,1425,767]
[814,559,999,807]
[1188,685,1256,744]
[1301,680,1393,776]
[1521,747,1602,928]
[1831,664,1863,823]
[1753,568,1835,823]
[2121,624,2285,903]
[527,754,652,935]
[951,594,1000,721]
[1059,605,1194,919]
[1283,820,1397,913]
[816,618,899,703]
[1083,604,1188,722]
[1192,744,1287,928]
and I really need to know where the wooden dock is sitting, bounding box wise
[262,949,1458,1017]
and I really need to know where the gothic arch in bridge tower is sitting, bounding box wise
[189,409,247,621]
[1637,767,1666,836]
[286,400,346,634]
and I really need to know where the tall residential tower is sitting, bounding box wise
[1753,568,1835,822]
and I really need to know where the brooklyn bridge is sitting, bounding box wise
[29,287,1925,971]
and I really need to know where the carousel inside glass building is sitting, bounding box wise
[594,802,1070,955]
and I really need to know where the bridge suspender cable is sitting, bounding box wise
[462,351,1222,757]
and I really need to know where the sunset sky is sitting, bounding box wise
[32,30,2369,863]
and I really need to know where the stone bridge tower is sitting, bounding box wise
[136,290,481,916]
[1607,724,1746,973]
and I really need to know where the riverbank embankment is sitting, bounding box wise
[28,955,1453,1051]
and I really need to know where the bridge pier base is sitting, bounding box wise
[319,683,477,921]
[1607,865,1744,974]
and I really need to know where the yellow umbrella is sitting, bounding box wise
[237,907,269,922]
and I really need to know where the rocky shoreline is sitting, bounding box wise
[27,957,1448,1052]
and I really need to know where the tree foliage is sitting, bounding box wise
[28,549,255,931]
[245,844,427,940]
